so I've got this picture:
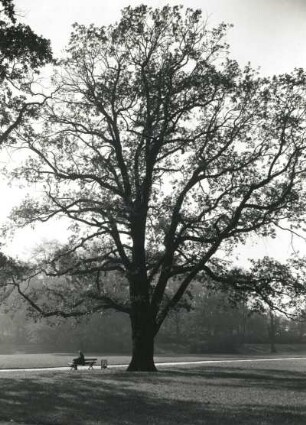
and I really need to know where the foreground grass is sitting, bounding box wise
[0,359,305,424]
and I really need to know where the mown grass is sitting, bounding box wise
[0,353,129,369]
[0,358,305,424]
[0,353,257,369]
[0,350,304,369]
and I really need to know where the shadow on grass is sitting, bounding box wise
[0,366,305,425]
[159,365,306,391]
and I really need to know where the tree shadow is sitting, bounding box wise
[158,365,306,392]
[0,367,305,424]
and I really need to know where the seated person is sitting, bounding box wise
[72,350,85,369]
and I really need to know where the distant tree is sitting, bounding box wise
[0,252,31,309]
[157,288,249,353]
[205,257,306,315]
[9,5,306,371]
[0,0,52,144]
[203,256,306,352]
[267,309,278,353]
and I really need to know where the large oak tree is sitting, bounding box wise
[10,6,306,370]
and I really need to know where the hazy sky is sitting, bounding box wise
[3,0,306,259]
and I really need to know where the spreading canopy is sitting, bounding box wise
[8,5,306,369]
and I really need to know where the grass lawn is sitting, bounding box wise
[0,353,266,369]
[0,353,132,369]
[0,358,305,424]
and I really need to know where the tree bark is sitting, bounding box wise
[127,210,157,372]
[127,306,157,372]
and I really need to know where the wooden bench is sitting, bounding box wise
[69,358,98,370]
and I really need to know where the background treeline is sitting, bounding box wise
[0,287,305,355]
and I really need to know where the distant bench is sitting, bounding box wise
[69,358,108,370]
[69,358,97,370]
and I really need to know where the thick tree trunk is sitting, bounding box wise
[128,212,157,371]
[127,308,157,372]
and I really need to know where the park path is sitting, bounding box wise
[0,356,305,372]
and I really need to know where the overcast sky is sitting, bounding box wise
[3,0,306,260]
